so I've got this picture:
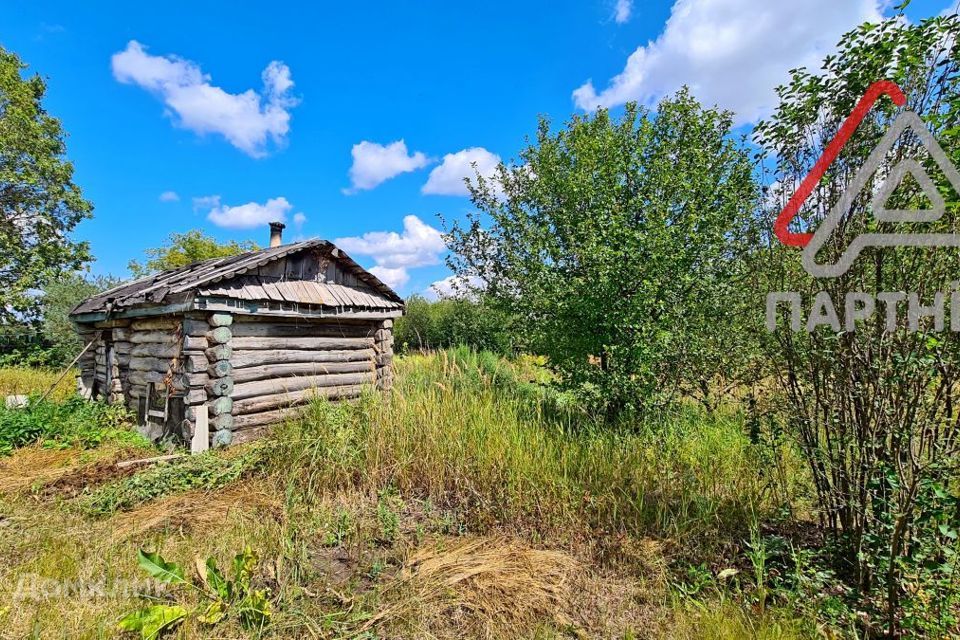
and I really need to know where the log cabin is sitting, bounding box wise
[69,222,403,447]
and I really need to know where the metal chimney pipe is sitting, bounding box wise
[269,221,285,248]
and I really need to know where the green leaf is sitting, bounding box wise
[205,557,230,600]
[137,549,186,585]
[197,600,228,626]
[117,605,187,639]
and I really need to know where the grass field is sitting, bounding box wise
[0,350,821,639]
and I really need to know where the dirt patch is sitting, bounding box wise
[106,481,281,542]
[40,456,140,499]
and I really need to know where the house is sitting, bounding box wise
[69,222,403,447]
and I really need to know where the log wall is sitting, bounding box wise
[76,310,397,447]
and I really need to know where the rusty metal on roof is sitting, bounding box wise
[71,240,403,316]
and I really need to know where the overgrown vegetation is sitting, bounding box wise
[0,395,145,455]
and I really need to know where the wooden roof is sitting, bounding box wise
[71,240,403,317]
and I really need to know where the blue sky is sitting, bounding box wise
[4,0,951,297]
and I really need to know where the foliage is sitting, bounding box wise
[118,547,271,638]
[394,294,514,354]
[78,449,262,515]
[128,230,258,278]
[40,272,122,365]
[0,396,143,455]
[0,47,92,323]
[445,89,761,416]
[268,348,790,548]
[754,12,960,634]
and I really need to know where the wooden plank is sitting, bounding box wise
[191,406,209,453]
[230,322,371,338]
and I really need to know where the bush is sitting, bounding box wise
[0,396,144,455]
[394,295,514,355]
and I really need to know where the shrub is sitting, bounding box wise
[394,295,514,355]
[0,396,143,455]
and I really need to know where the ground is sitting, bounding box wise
[0,351,820,639]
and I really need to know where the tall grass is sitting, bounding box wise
[269,347,792,548]
[0,366,76,402]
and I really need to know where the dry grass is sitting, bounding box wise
[368,536,580,638]
[0,366,76,402]
[106,481,281,542]
[0,444,144,495]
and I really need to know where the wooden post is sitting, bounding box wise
[206,312,234,446]
[191,405,209,454]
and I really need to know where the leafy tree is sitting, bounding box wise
[445,90,760,416]
[128,230,258,278]
[394,295,514,354]
[41,272,122,364]
[0,47,92,323]
[755,13,960,633]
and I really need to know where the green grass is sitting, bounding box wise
[0,395,149,455]
[0,349,818,638]
[269,346,797,550]
[0,365,76,401]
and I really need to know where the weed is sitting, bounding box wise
[78,449,262,516]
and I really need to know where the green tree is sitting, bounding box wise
[0,47,92,323]
[41,272,122,364]
[128,230,258,278]
[445,90,760,416]
[394,295,514,354]
[755,13,960,633]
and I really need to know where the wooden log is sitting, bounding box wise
[187,372,210,388]
[233,384,364,415]
[233,410,292,431]
[129,330,180,345]
[114,342,133,355]
[207,377,234,397]
[230,322,373,339]
[375,328,390,341]
[208,360,232,378]
[184,388,207,405]
[208,313,233,327]
[130,342,180,358]
[128,370,188,389]
[183,354,209,373]
[128,356,174,372]
[232,371,374,401]
[183,318,210,337]
[209,396,233,416]
[231,424,275,444]
[183,335,209,351]
[131,317,179,331]
[382,319,393,329]
[231,348,375,369]
[211,414,234,431]
[207,327,232,345]
[376,353,393,367]
[232,360,373,384]
[230,336,374,351]
[205,345,232,362]
[113,328,133,342]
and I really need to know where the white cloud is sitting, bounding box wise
[195,195,293,229]
[335,215,446,291]
[573,0,883,125]
[344,140,431,193]
[111,41,298,157]
[422,147,501,196]
[292,212,307,227]
[425,274,485,300]
[159,190,179,202]
[370,266,410,290]
[613,0,632,24]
